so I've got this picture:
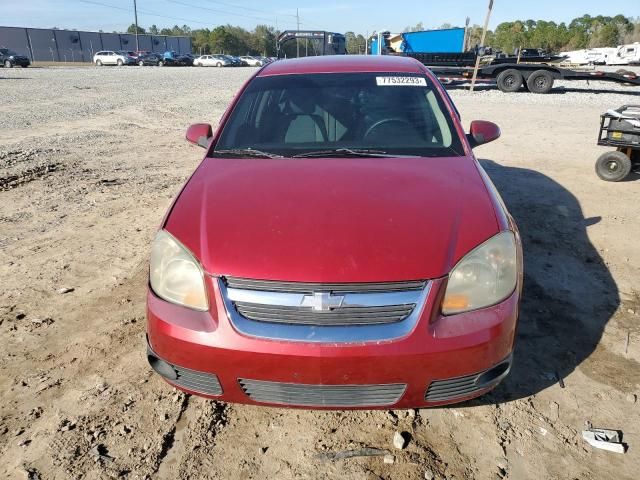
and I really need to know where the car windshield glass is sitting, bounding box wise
[213,72,464,158]
[2,48,18,55]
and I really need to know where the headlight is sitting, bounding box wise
[150,230,208,311]
[442,231,517,315]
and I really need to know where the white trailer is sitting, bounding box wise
[606,43,640,65]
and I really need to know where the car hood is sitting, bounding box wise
[164,156,500,282]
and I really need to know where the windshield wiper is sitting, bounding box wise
[292,148,417,158]
[213,148,283,159]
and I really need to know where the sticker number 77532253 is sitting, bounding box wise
[376,76,427,86]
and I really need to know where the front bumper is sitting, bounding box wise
[8,58,30,67]
[147,277,519,408]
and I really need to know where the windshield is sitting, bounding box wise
[1,48,18,56]
[214,72,464,158]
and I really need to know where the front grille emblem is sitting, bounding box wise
[301,292,345,311]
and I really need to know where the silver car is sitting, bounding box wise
[93,51,134,66]
[193,55,231,67]
[239,56,264,67]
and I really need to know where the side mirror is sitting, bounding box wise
[186,123,213,148]
[468,120,501,148]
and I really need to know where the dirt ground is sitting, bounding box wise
[1,65,639,480]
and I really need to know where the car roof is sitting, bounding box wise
[258,55,424,77]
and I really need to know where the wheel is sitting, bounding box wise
[138,60,144,66]
[95,59,102,66]
[526,70,554,94]
[216,62,222,67]
[117,59,123,66]
[496,69,523,93]
[158,61,164,67]
[197,62,203,66]
[4,60,13,68]
[595,151,632,182]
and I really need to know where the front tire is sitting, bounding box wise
[595,151,632,182]
[496,69,523,93]
[4,60,13,68]
[95,60,103,66]
[158,61,164,67]
[117,59,123,66]
[138,60,144,66]
[216,62,222,67]
[526,70,554,94]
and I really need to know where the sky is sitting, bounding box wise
[2,0,638,34]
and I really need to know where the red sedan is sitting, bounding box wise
[146,55,523,408]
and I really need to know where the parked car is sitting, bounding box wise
[137,53,163,66]
[222,55,243,66]
[175,55,194,66]
[93,50,135,66]
[146,55,522,409]
[194,55,228,67]
[193,55,227,67]
[0,48,30,68]
[240,55,265,66]
[160,50,191,66]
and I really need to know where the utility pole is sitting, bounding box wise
[470,0,494,92]
[463,16,470,52]
[296,8,300,58]
[133,0,140,51]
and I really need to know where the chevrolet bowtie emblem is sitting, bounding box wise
[301,292,345,311]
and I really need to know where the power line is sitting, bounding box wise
[200,0,297,18]
[166,0,276,24]
[77,0,298,29]
[77,0,212,26]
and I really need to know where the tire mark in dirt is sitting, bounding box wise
[0,162,62,190]
[154,394,191,478]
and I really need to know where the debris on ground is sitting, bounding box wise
[393,431,409,450]
[582,426,627,454]
[316,447,390,462]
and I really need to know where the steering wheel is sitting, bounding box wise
[364,118,415,139]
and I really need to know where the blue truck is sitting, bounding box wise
[370,28,465,55]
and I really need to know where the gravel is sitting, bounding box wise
[1,64,638,133]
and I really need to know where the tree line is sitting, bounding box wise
[411,15,640,53]
[126,14,640,56]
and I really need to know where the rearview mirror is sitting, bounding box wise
[468,120,501,148]
[186,123,213,148]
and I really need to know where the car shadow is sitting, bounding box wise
[461,159,620,405]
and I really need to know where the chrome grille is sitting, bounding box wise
[239,379,406,407]
[234,302,414,325]
[226,277,425,293]
[223,277,425,327]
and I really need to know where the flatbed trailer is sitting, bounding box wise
[425,63,640,93]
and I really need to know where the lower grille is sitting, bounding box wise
[425,373,480,402]
[172,366,223,396]
[425,357,512,402]
[147,343,222,396]
[239,379,406,407]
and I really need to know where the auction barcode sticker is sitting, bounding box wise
[376,76,427,86]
